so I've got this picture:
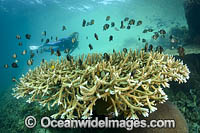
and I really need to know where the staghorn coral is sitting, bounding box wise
[12,49,190,119]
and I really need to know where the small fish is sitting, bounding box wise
[42,59,45,63]
[25,34,31,40]
[131,70,136,77]
[62,25,66,31]
[41,38,44,42]
[42,31,46,36]
[12,53,17,59]
[51,49,54,55]
[27,59,33,66]
[56,37,58,41]
[36,50,39,54]
[109,35,113,41]
[123,48,127,53]
[51,36,53,40]
[90,19,95,25]
[128,19,135,25]
[66,54,73,61]
[56,50,61,56]
[86,36,88,39]
[170,35,178,43]
[124,17,129,21]
[64,48,70,54]
[82,19,86,27]
[30,53,35,58]
[111,22,115,27]
[15,59,19,63]
[113,49,116,53]
[86,22,90,26]
[114,27,119,31]
[72,38,76,43]
[148,29,154,32]
[142,29,148,33]
[138,38,141,41]
[103,24,109,31]
[16,35,21,40]
[120,21,125,29]
[152,34,159,40]
[142,39,146,43]
[21,50,27,55]
[127,25,131,29]
[103,53,110,61]
[155,46,164,53]
[18,42,22,46]
[46,38,50,43]
[106,16,110,21]
[4,64,8,68]
[78,59,82,66]
[136,20,142,26]
[148,44,153,52]
[12,62,18,68]
[12,77,16,82]
[178,46,185,57]
[89,44,93,50]
[144,43,148,52]
[94,33,99,40]
[159,29,166,34]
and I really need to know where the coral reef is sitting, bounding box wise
[12,49,190,119]
[126,101,189,133]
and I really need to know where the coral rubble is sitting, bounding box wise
[12,49,190,119]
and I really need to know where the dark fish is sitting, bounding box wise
[103,53,110,61]
[82,19,86,27]
[66,54,73,61]
[94,33,99,40]
[113,49,116,53]
[111,22,115,27]
[62,25,66,31]
[109,35,113,41]
[42,31,46,36]
[148,29,154,32]
[51,49,54,55]
[30,53,35,58]
[124,17,129,21]
[41,38,44,42]
[142,29,148,33]
[178,46,185,57]
[12,62,18,68]
[123,48,127,53]
[152,34,159,40]
[131,70,136,77]
[159,29,166,34]
[128,19,135,25]
[4,64,8,68]
[51,36,53,40]
[12,77,16,82]
[120,21,125,29]
[36,50,39,54]
[27,59,33,66]
[86,22,90,26]
[64,48,70,54]
[90,19,95,25]
[114,27,119,31]
[16,35,21,40]
[155,46,164,53]
[78,59,82,66]
[46,38,50,43]
[89,44,93,50]
[12,53,17,59]
[25,34,31,40]
[138,38,141,41]
[127,25,131,29]
[18,42,22,46]
[144,43,148,52]
[142,39,146,43]
[148,44,153,52]
[106,16,110,21]
[56,50,61,56]
[103,24,109,31]
[21,50,27,55]
[86,36,88,39]
[56,37,58,41]
[136,20,142,26]
[42,59,45,63]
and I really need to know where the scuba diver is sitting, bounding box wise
[29,32,79,54]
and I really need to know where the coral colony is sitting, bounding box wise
[12,49,190,120]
